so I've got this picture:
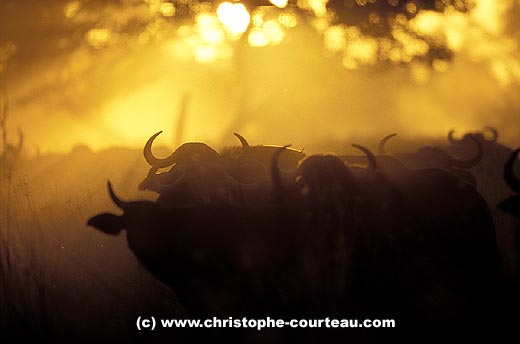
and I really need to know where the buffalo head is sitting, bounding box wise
[448,127,498,145]
[139,132,267,205]
[378,133,483,170]
[88,182,160,236]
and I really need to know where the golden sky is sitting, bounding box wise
[1,0,519,154]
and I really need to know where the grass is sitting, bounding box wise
[0,163,48,338]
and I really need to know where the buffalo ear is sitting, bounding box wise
[498,196,520,218]
[87,213,124,235]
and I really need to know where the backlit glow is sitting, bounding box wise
[216,2,251,39]
[269,0,289,8]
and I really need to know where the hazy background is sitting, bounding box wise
[0,0,519,154]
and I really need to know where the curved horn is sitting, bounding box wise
[377,133,398,154]
[233,132,250,148]
[143,131,176,168]
[483,126,498,142]
[352,144,377,171]
[107,181,130,209]
[448,135,483,169]
[504,148,520,193]
[144,165,186,193]
[225,158,267,189]
[448,129,461,144]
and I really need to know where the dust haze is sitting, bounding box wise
[0,0,518,154]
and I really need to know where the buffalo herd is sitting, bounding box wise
[88,129,520,332]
